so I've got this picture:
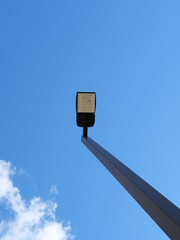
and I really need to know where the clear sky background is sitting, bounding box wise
[0,1,180,239]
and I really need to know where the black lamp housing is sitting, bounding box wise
[76,92,96,127]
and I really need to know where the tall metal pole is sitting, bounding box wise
[81,136,180,239]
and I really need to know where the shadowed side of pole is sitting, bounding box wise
[81,136,180,240]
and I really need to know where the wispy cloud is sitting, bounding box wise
[18,168,28,177]
[50,185,58,195]
[0,160,74,240]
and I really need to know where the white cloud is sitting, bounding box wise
[0,160,74,240]
[50,185,58,195]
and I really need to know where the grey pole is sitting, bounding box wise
[81,136,180,239]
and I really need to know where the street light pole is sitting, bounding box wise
[76,91,180,239]
[81,135,180,239]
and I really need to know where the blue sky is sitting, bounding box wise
[0,0,180,239]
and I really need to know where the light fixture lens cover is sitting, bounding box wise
[77,93,96,113]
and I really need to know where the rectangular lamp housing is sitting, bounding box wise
[76,92,96,127]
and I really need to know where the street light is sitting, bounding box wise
[76,92,96,137]
[76,91,180,239]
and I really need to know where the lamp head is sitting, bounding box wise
[76,92,96,127]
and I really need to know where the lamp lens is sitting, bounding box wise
[77,93,95,113]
